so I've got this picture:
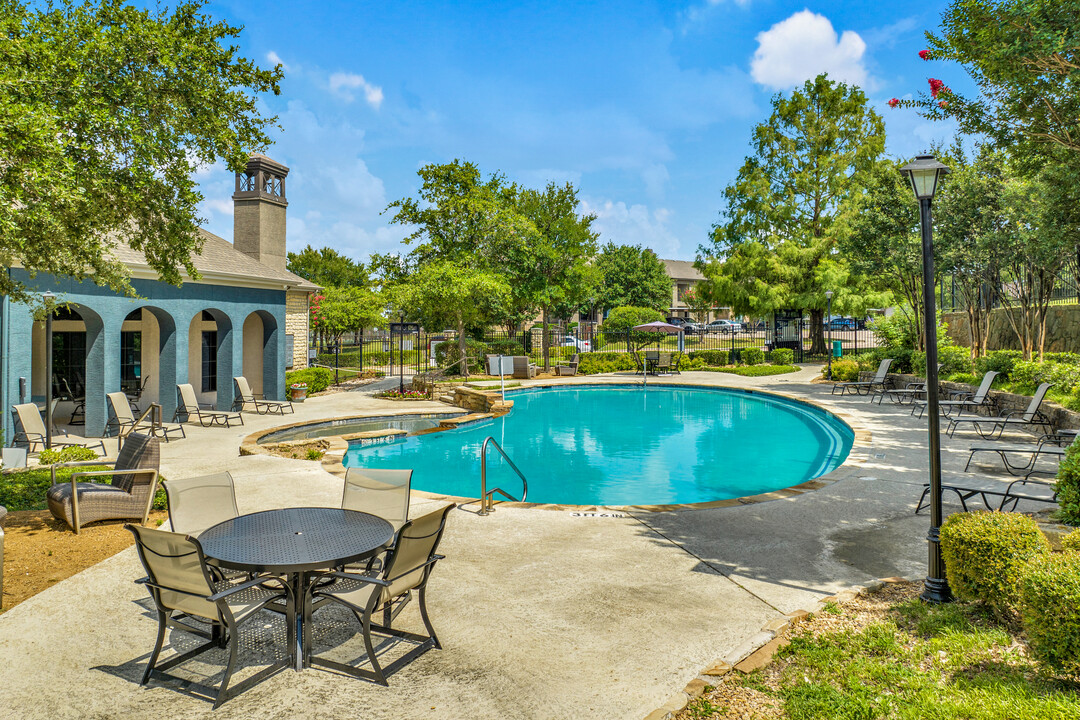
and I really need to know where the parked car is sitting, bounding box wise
[707,319,743,334]
[558,335,591,351]
[825,317,857,330]
[681,321,705,334]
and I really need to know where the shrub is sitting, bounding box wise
[770,348,794,366]
[600,306,666,348]
[827,358,860,382]
[688,349,728,366]
[705,365,799,377]
[913,344,974,377]
[435,339,488,375]
[1062,529,1080,553]
[740,347,765,366]
[0,464,166,512]
[1011,360,1080,394]
[1017,552,1080,675]
[1056,444,1080,526]
[38,445,99,465]
[577,352,637,375]
[940,511,1050,612]
[975,350,1022,380]
[487,339,525,356]
[286,367,335,393]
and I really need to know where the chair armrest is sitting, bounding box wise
[51,460,117,484]
[197,403,216,409]
[384,554,444,586]
[310,570,390,588]
[69,468,156,486]
[207,574,293,602]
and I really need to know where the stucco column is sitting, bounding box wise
[82,312,116,437]
[263,311,285,401]
[152,310,179,420]
[215,314,240,411]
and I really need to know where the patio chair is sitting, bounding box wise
[555,354,580,376]
[46,432,160,534]
[60,377,86,426]
[305,503,456,685]
[910,371,999,419]
[126,524,291,709]
[670,352,683,375]
[631,352,645,375]
[944,382,1054,440]
[163,472,240,534]
[125,374,150,412]
[870,364,942,406]
[963,430,1076,476]
[342,468,412,532]
[644,350,659,374]
[231,376,294,416]
[512,356,536,379]
[656,352,673,374]
[173,383,243,428]
[106,392,186,442]
[9,403,105,455]
[831,358,892,396]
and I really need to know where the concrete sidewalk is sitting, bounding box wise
[0,370,1054,719]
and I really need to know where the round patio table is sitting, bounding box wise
[199,507,394,672]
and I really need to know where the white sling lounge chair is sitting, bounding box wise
[173,384,243,428]
[106,391,186,441]
[232,376,293,415]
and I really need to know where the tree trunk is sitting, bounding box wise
[808,309,827,356]
[457,317,469,378]
[542,307,551,374]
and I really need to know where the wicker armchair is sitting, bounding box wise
[512,356,536,379]
[556,354,580,376]
[46,433,160,534]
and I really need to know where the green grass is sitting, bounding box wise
[0,466,167,512]
[725,595,1080,720]
[700,364,801,377]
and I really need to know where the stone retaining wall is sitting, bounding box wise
[451,386,513,415]
[943,305,1080,353]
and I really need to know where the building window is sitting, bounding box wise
[120,331,142,392]
[201,330,218,393]
[52,332,86,398]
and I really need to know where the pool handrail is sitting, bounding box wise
[479,436,528,516]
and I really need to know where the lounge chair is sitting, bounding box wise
[556,354,580,376]
[512,356,536,379]
[831,359,892,396]
[631,352,645,375]
[232,376,294,415]
[173,383,243,427]
[657,352,673,374]
[125,374,150,412]
[305,503,456,685]
[870,364,942,405]
[342,468,412,532]
[915,478,1058,514]
[46,433,160,533]
[944,382,1053,439]
[106,391,186,441]
[910,371,999,419]
[126,524,291,708]
[9,403,105,455]
[964,430,1076,476]
[60,377,86,426]
[163,472,240,534]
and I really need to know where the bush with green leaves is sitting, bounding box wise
[0,464,166,512]
[1056,444,1080,526]
[434,338,488,375]
[1017,552,1080,675]
[286,367,335,393]
[940,511,1050,612]
[705,364,799,377]
[827,358,860,382]
[600,306,666,349]
[1062,529,1080,553]
[740,347,765,366]
[486,339,525,356]
[974,350,1022,380]
[688,349,728,366]
[769,348,794,366]
[1011,360,1080,394]
[577,352,637,375]
[37,445,100,465]
[913,344,974,378]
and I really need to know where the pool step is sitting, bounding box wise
[438,393,457,404]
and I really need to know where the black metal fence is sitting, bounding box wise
[310,318,882,380]
[938,265,1080,314]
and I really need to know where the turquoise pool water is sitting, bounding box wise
[343,385,853,506]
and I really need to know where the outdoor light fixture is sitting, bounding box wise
[900,153,951,604]
[399,312,406,395]
[42,290,56,449]
[825,291,834,381]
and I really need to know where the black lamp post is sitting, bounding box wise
[825,290,834,380]
[42,291,56,449]
[900,153,951,604]
[398,312,406,395]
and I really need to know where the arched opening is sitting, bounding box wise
[31,303,108,435]
[241,310,281,403]
[187,309,234,410]
[123,306,178,418]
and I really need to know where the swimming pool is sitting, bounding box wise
[343,385,854,506]
[258,413,458,443]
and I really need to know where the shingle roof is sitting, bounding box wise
[110,228,319,291]
[661,258,704,281]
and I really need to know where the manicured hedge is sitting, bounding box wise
[940,511,1049,612]
[913,345,974,377]
[286,367,335,393]
[827,358,860,382]
[1056,444,1080,526]
[1062,529,1080,554]
[1018,552,1080,675]
[687,349,729,366]
[769,348,794,366]
[703,364,799,377]
[740,347,765,366]
[577,352,637,375]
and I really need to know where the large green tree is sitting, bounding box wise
[310,285,384,350]
[595,243,671,312]
[287,245,369,289]
[702,74,887,355]
[513,182,598,371]
[0,0,282,302]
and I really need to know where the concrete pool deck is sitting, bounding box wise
[0,367,1058,719]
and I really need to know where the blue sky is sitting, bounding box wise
[196,1,968,262]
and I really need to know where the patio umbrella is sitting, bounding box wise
[631,321,684,386]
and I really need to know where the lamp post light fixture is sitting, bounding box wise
[42,291,56,449]
[900,153,952,604]
[825,291,834,380]
[398,312,406,395]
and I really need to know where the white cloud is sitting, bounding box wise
[641,164,670,200]
[581,197,683,258]
[266,51,289,71]
[328,72,384,109]
[750,10,869,90]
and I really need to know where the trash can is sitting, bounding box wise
[832,340,842,358]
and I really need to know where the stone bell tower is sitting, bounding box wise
[232,153,289,271]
